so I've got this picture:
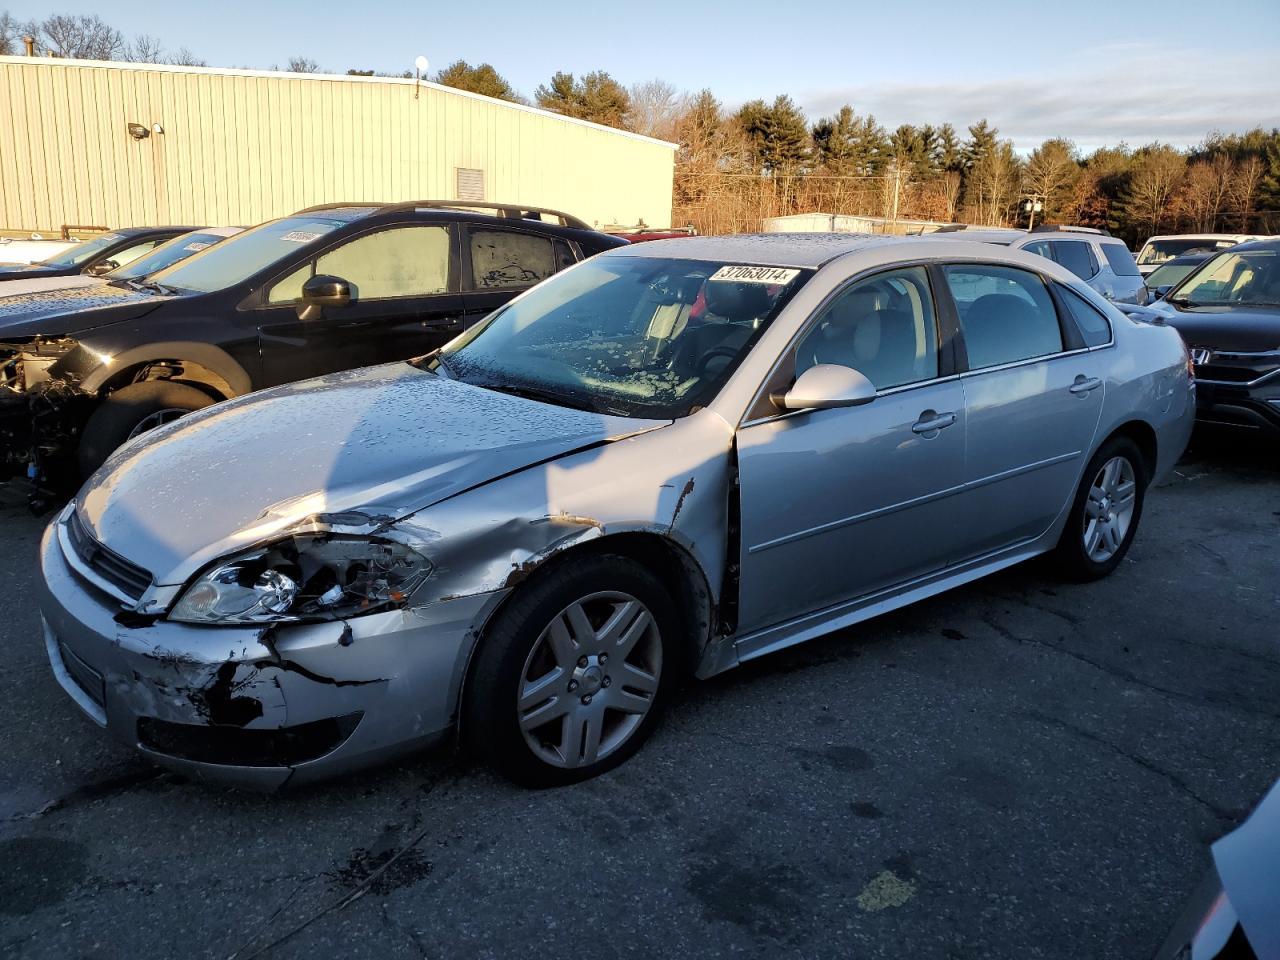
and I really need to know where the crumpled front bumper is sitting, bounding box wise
[37,519,505,788]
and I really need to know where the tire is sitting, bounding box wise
[463,553,678,787]
[1052,436,1148,581]
[78,380,213,478]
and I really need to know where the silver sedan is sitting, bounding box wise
[37,235,1195,787]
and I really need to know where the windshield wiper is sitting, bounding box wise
[137,280,174,295]
[475,381,606,414]
[1166,296,1205,308]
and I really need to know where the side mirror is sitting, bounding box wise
[772,363,877,412]
[297,274,352,320]
[85,260,116,277]
[1152,284,1173,301]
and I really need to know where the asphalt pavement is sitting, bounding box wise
[2,434,1278,960]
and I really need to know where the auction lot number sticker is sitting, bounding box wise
[710,265,800,284]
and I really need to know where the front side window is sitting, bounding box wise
[1171,248,1280,306]
[470,229,556,290]
[433,257,810,418]
[944,264,1063,369]
[266,226,451,304]
[794,266,938,390]
[100,239,163,270]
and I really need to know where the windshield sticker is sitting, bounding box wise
[183,241,212,252]
[280,230,325,244]
[321,206,379,221]
[709,265,800,285]
[98,233,123,243]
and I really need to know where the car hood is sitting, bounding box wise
[0,283,169,337]
[77,363,668,587]
[0,262,63,279]
[0,275,99,298]
[1144,301,1280,352]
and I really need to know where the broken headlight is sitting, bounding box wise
[169,535,433,624]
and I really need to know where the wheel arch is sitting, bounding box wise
[80,342,252,399]
[1098,418,1158,479]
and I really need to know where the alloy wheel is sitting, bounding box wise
[1083,455,1137,563]
[517,591,662,769]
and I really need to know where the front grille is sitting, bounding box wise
[59,641,105,708]
[65,509,153,600]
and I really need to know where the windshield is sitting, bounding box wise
[38,233,130,268]
[106,231,233,281]
[150,217,346,293]
[433,257,810,418]
[1138,238,1235,265]
[1169,248,1280,307]
[1145,258,1205,290]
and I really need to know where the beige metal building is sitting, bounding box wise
[0,56,676,234]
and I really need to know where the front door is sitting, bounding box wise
[735,266,968,634]
[940,262,1106,557]
[256,223,464,387]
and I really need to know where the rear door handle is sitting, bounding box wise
[912,411,956,434]
[1070,376,1103,395]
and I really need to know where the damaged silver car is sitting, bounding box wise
[37,235,1195,787]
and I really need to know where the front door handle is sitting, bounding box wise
[1070,375,1103,395]
[912,411,957,434]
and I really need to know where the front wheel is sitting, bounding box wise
[463,554,677,787]
[1052,436,1148,581]
[78,380,213,478]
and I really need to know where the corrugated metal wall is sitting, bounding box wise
[0,57,675,233]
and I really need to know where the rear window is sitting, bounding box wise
[1101,243,1140,277]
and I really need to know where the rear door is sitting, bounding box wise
[940,263,1106,558]
[255,223,464,386]
[460,225,578,326]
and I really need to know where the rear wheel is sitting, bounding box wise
[78,380,213,478]
[1052,436,1148,581]
[463,554,676,787]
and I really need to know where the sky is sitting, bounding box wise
[11,0,1280,152]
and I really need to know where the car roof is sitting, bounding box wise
[1143,233,1262,243]
[605,232,930,268]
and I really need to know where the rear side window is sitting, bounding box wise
[470,229,556,289]
[1101,243,1141,277]
[944,264,1063,370]
[1050,241,1098,280]
[1058,286,1113,347]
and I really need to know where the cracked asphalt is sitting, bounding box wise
[2,433,1277,959]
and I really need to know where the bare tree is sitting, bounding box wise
[0,10,22,55]
[286,56,320,74]
[35,13,125,59]
[1122,145,1186,234]
[125,33,165,63]
[1229,155,1264,230]
[169,47,207,67]
[626,79,683,140]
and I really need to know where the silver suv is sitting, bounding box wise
[929,225,1147,304]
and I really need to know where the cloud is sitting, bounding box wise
[797,43,1280,153]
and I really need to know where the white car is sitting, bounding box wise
[1135,234,1267,277]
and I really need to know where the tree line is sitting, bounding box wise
[4,10,1277,243]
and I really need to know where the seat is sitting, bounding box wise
[805,290,923,390]
[963,293,1056,368]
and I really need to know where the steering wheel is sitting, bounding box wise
[695,346,742,379]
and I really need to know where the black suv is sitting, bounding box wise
[0,226,195,281]
[0,202,627,492]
